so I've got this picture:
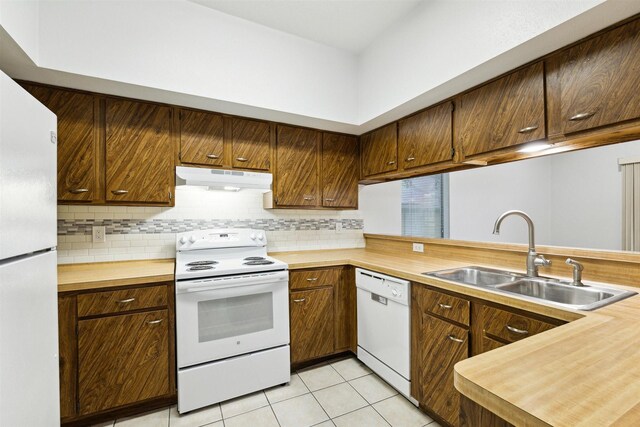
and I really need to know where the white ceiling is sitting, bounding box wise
[188,0,424,53]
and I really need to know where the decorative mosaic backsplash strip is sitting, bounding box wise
[57,218,364,236]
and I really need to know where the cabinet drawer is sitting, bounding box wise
[77,285,168,317]
[290,268,341,290]
[482,336,507,353]
[421,288,470,326]
[481,305,555,343]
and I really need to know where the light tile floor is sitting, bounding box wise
[97,356,441,427]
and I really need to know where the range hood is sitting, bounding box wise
[176,166,272,191]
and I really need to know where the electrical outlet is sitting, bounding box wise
[336,222,344,233]
[412,243,424,253]
[92,226,106,243]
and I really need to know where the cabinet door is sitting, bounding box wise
[456,62,545,157]
[21,84,100,202]
[77,309,170,414]
[232,118,271,170]
[275,125,320,207]
[179,109,224,167]
[399,102,452,170]
[420,313,468,426]
[322,133,359,208]
[290,288,334,363]
[105,99,173,204]
[360,123,397,177]
[552,19,640,135]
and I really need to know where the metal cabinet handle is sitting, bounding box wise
[324,198,335,202]
[387,161,396,165]
[306,278,318,282]
[206,154,220,159]
[69,188,89,194]
[506,325,529,335]
[147,319,163,325]
[518,125,539,134]
[447,335,464,343]
[438,303,453,309]
[236,157,248,162]
[118,298,136,304]
[303,196,315,201]
[293,298,306,303]
[111,190,129,195]
[406,157,416,162]
[569,112,596,121]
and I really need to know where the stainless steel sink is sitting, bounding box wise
[424,267,636,311]
[425,266,524,287]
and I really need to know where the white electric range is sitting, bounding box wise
[175,228,290,414]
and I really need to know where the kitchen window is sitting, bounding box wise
[401,174,450,238]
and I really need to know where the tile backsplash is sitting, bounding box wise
[57,187,364,264]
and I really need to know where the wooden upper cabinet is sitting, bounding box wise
[105,99,174,204]
[77,309,170,414]
[399,102,453,170]
[231,118,271,171]
[179,109,224,167]
[360,123,398,177]
[21,84,100,203]
[275,125,320,207]
[456,62,546,158]
[321,133,359,208]
[549,19,640,136]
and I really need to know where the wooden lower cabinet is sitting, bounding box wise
[289,267,356,364]
[459,395,513,427]
[58,282,175,425]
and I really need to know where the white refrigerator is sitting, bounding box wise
[0,70,60,425]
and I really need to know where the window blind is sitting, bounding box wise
[401,174,449,238]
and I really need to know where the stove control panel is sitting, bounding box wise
[176,228,267,251]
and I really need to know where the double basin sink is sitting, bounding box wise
[424,266,636,311]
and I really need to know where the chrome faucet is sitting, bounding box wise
[492,210,551,277]
[565,258,584,286]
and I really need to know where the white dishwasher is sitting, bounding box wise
[356,268,416,404]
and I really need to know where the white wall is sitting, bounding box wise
[449,158,553,245]
[359,181,402,235]
[0,0,39,62]
[36,0,358,125]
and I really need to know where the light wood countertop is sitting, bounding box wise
[58,259,175,292]
[272,248,640,426]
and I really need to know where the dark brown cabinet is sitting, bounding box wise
[274,125,321,207]
[179,109,225,167]
[289,267,355,364]
[20,84,101,203]
[105,99,174,204]
[399,102,453,170]
[548,19,640,136]
[360,123,398,177]
[321,133,359,208]
[231,118,271,170]
[57,282,175,424]
[455,62,546,158]
[78,309,170,414]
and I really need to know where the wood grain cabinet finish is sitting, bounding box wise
[290,268,341,290]
[548,19,640,136]
[399,102,453,170]
[480,304,556,344]
[105,99,174,204]
[78,309,170,414]
[321,133,359,208]
[275,125,321,207]
[456,62,546,158]
[459,395,514,427]
[420,288,470,326]
[289,287,335,363]
[231,118,271,170]
[77,285,168,317]
[360,123,398,177]
[179,109,225,167]
[419,312,468,426]
[20,84,101,203]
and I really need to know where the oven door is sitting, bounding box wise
[176,271,289,368]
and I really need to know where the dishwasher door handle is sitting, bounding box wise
[371,293,388,305]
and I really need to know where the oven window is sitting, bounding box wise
[197,292,274,342]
